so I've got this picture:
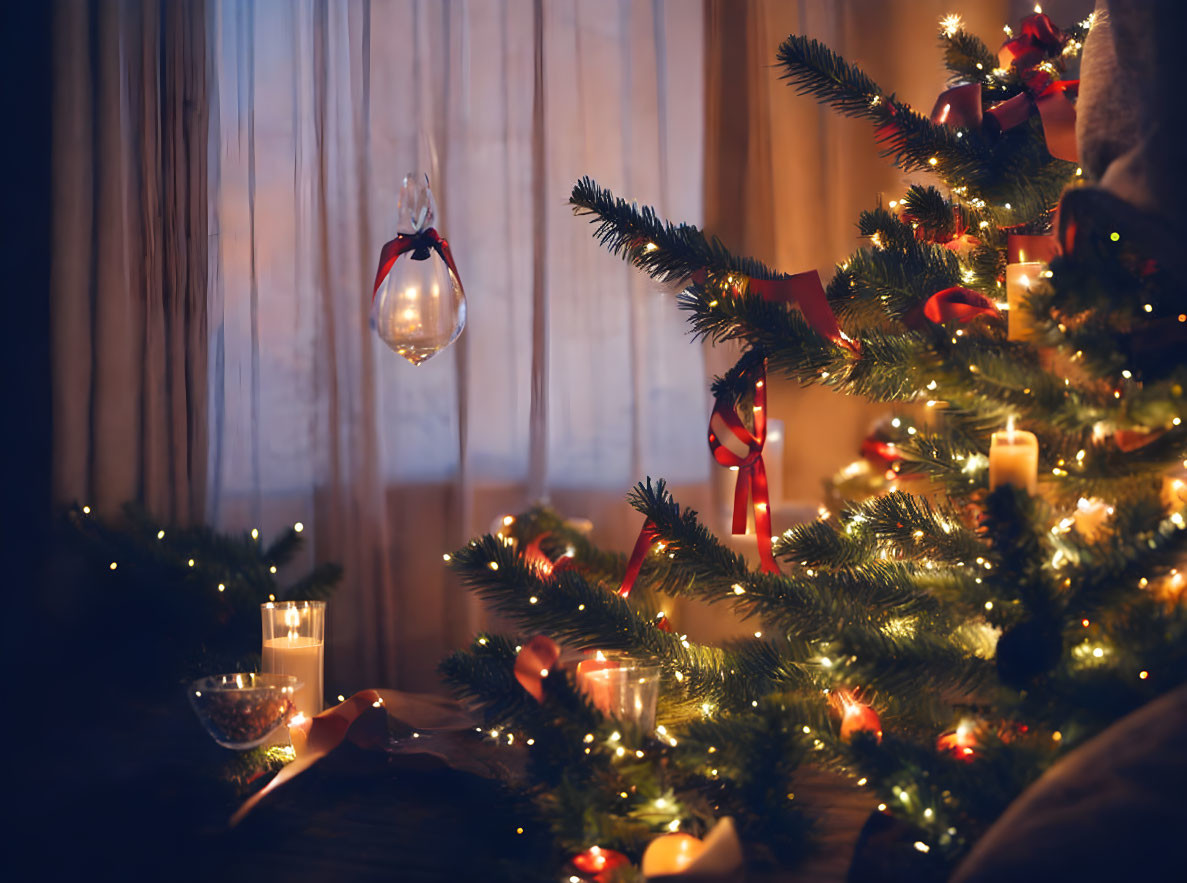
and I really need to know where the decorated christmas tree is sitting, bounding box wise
[441,9,1186,881]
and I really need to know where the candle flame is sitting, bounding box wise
[289,712,308,728]
[595,650,606,662]
[1006,415,1016,441]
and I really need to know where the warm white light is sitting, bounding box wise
[294,522,304,532]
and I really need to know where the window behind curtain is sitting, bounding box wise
[206,0,707,689]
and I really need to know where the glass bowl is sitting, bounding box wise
[188,672,301,749]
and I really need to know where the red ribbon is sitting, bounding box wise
[514,635,561,702]
[930,82,982,129]
[693,268,856,352]
[618,520,659,599]
[708,363,779,574]
[904,286,1001,329]
[372,227,465,302]
[930,12,1078,164]
[998,12,1067,71]
[860,437,901,472]
[986,77,1079,163]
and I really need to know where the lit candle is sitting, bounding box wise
[1005,262,1043,341]
[1071,497,1112,541]
[576,652,660,730]
[288,712,310,756]
[989,417,1038,495]
[261,601,325,719]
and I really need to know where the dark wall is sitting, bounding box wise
[2,6,53,605]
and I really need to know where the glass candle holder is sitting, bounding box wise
[576,653,661,731]
[261,600,325,719]
[188,672,301,749]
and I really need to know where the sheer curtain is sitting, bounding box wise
[207,0,707,691]
[51,0,210,524]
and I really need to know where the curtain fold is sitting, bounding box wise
[51,0,209,524]
[207,0,707,692]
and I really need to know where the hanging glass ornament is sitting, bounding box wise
[370,173,466,365]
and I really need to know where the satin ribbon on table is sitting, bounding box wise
[371,227,465,302]
[230,690,390,826]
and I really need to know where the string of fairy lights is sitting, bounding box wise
[78,504,308,599]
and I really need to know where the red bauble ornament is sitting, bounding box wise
[840,700,883,743]
[571,845,630,881]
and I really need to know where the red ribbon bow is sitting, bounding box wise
[985,76,1079,163]
[930,12,1077,164]
[372,227,465,302]
[999,12,1066,71]
[904,286,1001,329]
[708,363,779,574]
[692,268,857,352]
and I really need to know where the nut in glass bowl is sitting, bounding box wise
[188,672,301,749]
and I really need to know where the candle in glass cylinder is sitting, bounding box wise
[989,417,1038,495]
[576,652,660,731]
[261,601,325,719]
[1005,262,1043,341]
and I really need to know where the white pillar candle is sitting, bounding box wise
[261,601,325,719]
[989,417,1038,495]
[262,637,324,719]
[1006,262,1043,342]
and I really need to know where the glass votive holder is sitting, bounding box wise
[576,652,661,731]
[261,600,325,719]
[188,672,301,749]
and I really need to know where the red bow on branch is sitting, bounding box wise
[371,227,465,302]
[999,12,1067,70]
[708,362,780,574]
[904,286,1001,330]
[692,268,858,352]
[930,12,1077,163]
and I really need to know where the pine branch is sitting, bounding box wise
[569,177,785,285]
[940,28,998,84]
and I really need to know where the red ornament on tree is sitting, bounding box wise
[571,845,630,881]
[839,694,883,743]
